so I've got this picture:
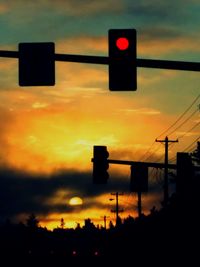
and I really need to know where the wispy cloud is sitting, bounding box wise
[32,102,49,109]
[50,0,123,16]
[56,36,107,55]
[119,108,161,116]
[176,131,200,137]
[139,34,200,57]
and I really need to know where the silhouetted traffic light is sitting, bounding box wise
[19,42,55,86]
[92,146,109,184]
[109,29,137,91]
[176,152,194,195]
[130,164,148,192]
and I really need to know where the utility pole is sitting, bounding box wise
[101,215,110,229]
[156,136,178,206]
[110,192,124,226]
[137,191,142,218]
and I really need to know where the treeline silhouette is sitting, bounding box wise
[1,191,199,266]
[0,149,199,266]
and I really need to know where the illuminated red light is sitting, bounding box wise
[94,251,99,256]
[72,250,77,256]
[116,37,129,50]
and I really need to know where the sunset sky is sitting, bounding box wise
[0,0,200,229]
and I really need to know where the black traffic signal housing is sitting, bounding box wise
[109,29,137,91]
[92,146,109,184]
[19,42,55,86]
[176,152,194,195]
[130,164,148,192]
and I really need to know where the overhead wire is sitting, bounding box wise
[167,108,199,138]
[155,93,200,139]
[178,121,200,140]
[126,93,200,217]
[139,93,200,162]
[168,119,200,162]
[182,135,200,152]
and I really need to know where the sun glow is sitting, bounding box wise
[69,197,83,206]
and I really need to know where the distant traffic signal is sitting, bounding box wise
[109,29,137,91]
[176,152,194,195]
[19,42,55,86]
[92,146,109,184]
[130,164,148,192]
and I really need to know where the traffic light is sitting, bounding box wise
[19,42,55,86]
[176,152,194,195]
[109,29,137,91]
[92,146,109,184]
[130,164,148,192]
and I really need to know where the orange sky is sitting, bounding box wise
[0,0,200,229]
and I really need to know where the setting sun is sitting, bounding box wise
[69,197,83,206]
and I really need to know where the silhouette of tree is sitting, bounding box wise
[75,222,81,230]
[109,220,114,229]
[150,205,157,215]
[26,213,39,229]
[123,215,135,226]
[60,218,65,229]
[83,218,96,230]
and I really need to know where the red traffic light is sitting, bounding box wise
[108,29,137,91]
[116,37,129,50]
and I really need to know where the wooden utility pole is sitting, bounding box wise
[110,192,124,226]
[156,136,178,206]
[101,215,110,229]
[137,191,142,217]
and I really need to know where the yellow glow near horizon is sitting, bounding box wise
[38,198,145,231]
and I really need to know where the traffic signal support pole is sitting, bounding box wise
[0,50,200,72]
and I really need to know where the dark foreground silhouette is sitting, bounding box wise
[1,149,200,267]
[1,186,200,266]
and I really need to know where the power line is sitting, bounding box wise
[139,141,156,161]
[167,108,199,137]
[156,93,200,139]
[178,121,200,140]
[139,93,200,162]
[183,136,200,152]
[169,135,200,163]
[169,109,200,158]
[141,142,163,162]
[168,122,200,162]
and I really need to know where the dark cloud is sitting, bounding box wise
[1,0,199,49]
[0,167,130,223]
[0,108,14,165]
[127,0,192,22]
[140,27,183,41]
